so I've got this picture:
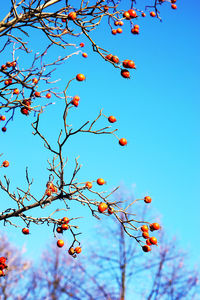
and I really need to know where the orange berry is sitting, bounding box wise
[149,237,157,245]
[150,223,160,231]
[56,227,63,234]
[45,189,52,197]
[32,78,38,84]
[119,138,127,146]
[112,56,119,64]
[0,115,6,121]
[117,28,123,34]
[150,11,156,17]
[22,228,29,235]
[75,246,82,254]
[57,239,64,248]
[108,116,117,123]
[68,247,75,255]
[76,74,85,81]
[61,223,69,230]
[144,196,152,203]
[13,88,20,95]
[82,52,88,58]
[85,181,93,189]
[128,9,137,18]
[171,4,177,9]
[108,207,114,214]
[97,178,105,185]
[68,12,76,20]
[98,202,108,213]
[62,217,69,224]
[121,69,130,78]
[112,29,117,35]
[73,95,80,102]
[34,91,40,97]
[142,231,149,239]
[21,108,29,115]
[142,245,151,252]
[2,160,9,167]
[71,99,79,107]
[46,93,51,99]
[123,11,131,20]
[141,225,149,232]
[146,239,152,246]
[127,60,136,69]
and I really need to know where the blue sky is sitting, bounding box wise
[0,0,200,267]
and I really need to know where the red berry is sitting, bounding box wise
[71,99,79,107]
[97,178,105,185]
[57,239,64,248]
[68,247,75,255]
[128,9,137,18]
[56,227,63,234]
[73,95,80,102]
[146,239,152,246]
[142,231,149,239]
[117,28,123,34]
[68,12,77,20]
[144,196,152,204]
[150,11,156,17]
[142,245,151,252]
[108,116,117,123]
[76,74,85,81]
[61,223,69,230]
[150,223,160,231]
[46,93,51,99]
[0,116,6,121]
[112,56,119,64]
[85,181,92,189]
[123,11,131,20]
[149,237,157,245]
[108,207,114,214]
[127,60,136,69]
[131,27,139,35]
[21,108,29,115]
[119,138,127,146]
[22,228,29,235]
[2,127,7,132]
[2,160,9,167]
[34,91,40,97]
[142,12,146,17]
[98,202,108,213]
[32,78,38,84]
[121,69,130,78]
[171,4,177,9]
[112,29,117,35]
[82,52,88,58]
[80,42,85,47]
[45,189,52,197]
[141,225,149,232]
[13,88,20,95]
[62,217,69,224]
[75,246,82,254]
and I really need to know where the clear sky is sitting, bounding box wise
[0,0,200,268]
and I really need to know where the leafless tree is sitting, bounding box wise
[23,193,199,300]
[0,0,178,261]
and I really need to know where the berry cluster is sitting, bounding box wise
[141,222,160,252]
[0,257,7,277]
